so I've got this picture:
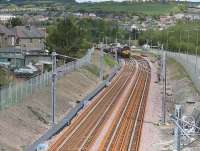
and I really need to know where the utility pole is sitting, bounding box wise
[129,35,131,47]
[99,42,104,81]
[115,47,118,65]
[164,48,167,124]
[174,105,182,151]
[51,51,57,125]
[161,44,166,124]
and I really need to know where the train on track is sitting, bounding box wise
[103,45,131,58]
[120,46,131,58]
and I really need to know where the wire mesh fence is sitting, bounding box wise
[166,51,200,92]
[0,48,93,110]
[154,49,200,93]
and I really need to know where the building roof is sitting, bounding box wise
[14,25,45,39]
[0,25,15,36]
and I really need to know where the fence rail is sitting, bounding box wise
[0,48,93,109]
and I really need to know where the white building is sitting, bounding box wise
[0,14,16,23]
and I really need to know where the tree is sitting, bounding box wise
[46,17,85,56]
[6,17,22,27]
[46,17,129,57]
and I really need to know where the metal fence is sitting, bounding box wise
[0,48,93,109]
[153,49,200,93]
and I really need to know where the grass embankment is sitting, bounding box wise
[167,58,189,80]
[167,58,200,94]
[0,68,10,87]
[103,54,117,68]
[86,53,117,78]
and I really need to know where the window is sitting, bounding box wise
[30,39,32,43]
[16,39,19,45]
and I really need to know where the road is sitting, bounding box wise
[48,56,151,151]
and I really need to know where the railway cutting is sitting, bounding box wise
[48,56,151,151]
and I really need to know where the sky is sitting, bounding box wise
[76,0,200,3]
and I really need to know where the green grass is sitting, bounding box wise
[103,54,116,67]
[0,68,10,87]
[167,58,189,80]
[66,2,183,16]
[0,1,185,16]
[167,58,200,95]
[85,64,99,76]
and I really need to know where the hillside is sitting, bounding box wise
[66,2,183,16]
[0,1,185,16]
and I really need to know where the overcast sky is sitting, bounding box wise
[76,0,200,3]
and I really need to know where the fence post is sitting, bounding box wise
[161,45,166,124]
[9,84,12,105]
[51,51,57,125]
[100,42,104,81]
[30,78,33,95]
[174,105,182,151]
[0,88,2,110]
[15,84,18,103]
[20,84,23,102]
[115,47,118,65]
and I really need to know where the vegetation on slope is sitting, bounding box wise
[0,69,10,87]
[138,21,200,55]
[66,2,185,16]
[0,1,186,17]
[104,54,116,68]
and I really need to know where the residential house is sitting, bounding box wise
[14,25,45,53]
[0,14,16,23]
[0,25,15,48]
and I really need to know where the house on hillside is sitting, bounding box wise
[0,14,16,23]
[0,25,15,48]
[14,25,45,53]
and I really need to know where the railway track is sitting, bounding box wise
[48,56,151,151]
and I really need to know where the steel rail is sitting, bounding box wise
[120,64,148,151]
[53,62,136,149]
[105,60,149,151]
[128,61,150,151]
[48,57,151,151]
[104,62,143,150]
[57,64,136,150]
[79,60,139,150]
[48,65,128,151]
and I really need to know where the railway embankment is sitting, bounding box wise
[0,50,116,151]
